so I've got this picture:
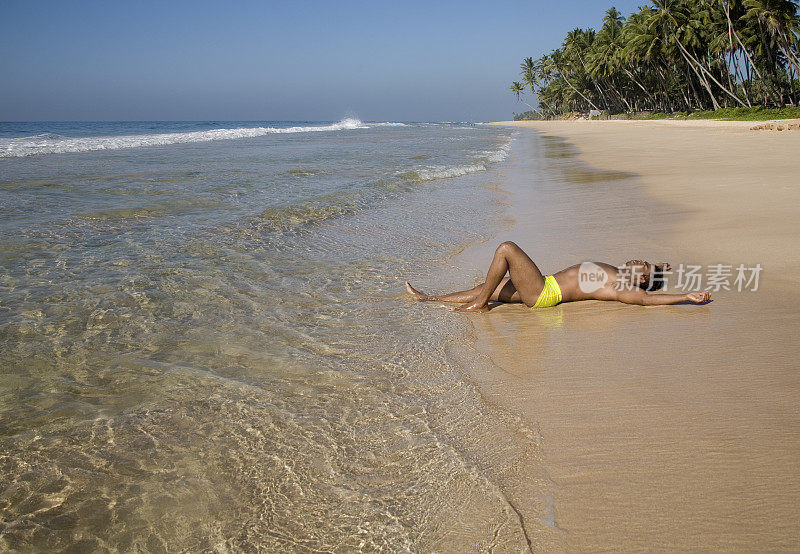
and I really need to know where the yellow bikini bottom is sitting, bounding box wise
[532,275,562,309]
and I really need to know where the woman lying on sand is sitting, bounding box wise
[406,241,711,312]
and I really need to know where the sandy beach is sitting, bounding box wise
[449,119,800,550]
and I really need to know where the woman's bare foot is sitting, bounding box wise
[405,281,432,301]
[455,301,489,313]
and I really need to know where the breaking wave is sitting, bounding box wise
[400,139,511,182]
[0,118,379,158]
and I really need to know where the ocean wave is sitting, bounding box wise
[0,118,374,158]
[402,163,487,181]
[400,138,511,182]
[481,141,511,163]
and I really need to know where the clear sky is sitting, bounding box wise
[0,0,646,122]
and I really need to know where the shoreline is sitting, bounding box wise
[455,120,800,549]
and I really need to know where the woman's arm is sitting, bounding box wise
[614,289,711,306]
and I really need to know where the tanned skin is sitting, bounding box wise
[406,241,711,312]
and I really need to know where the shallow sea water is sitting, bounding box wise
[0,121,544,550]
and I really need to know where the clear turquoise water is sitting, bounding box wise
[0,120,537,550]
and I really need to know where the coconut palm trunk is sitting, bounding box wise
[674,33,749,107]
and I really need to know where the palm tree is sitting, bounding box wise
[510,0,799,115]
[590,7,642,111]
[650,0,748,108]
[722,0,764,82]
[624,7,682,110]
[521,57,536,93]
[550,46,601,110]
[744,0,800,75]
[509,81,540,116]
[521,57,556,116]
[565,27,611,108]
[510,81,524,102]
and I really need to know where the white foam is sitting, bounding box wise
[0,118,371,158]
[481,140,511,163]
[415,163,488,180]
[411,137,512,181]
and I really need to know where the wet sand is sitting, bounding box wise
[452,121,800,550]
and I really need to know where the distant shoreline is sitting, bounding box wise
[489,118,800,131]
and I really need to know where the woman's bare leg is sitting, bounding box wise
[406,282,481,302]
[406,279,521,303]
[456,241,545,312]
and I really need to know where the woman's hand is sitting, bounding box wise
[685,291,711,304]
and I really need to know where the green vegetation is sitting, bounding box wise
[513,110,542,120]
[599,106,800,119]
[640,111,677,119]
[631,105,800,118]
[511,1,800,119]
[685,105,800,118]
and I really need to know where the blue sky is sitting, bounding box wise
[0,0,646,122]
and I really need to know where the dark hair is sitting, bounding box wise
[640,263,666,291]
